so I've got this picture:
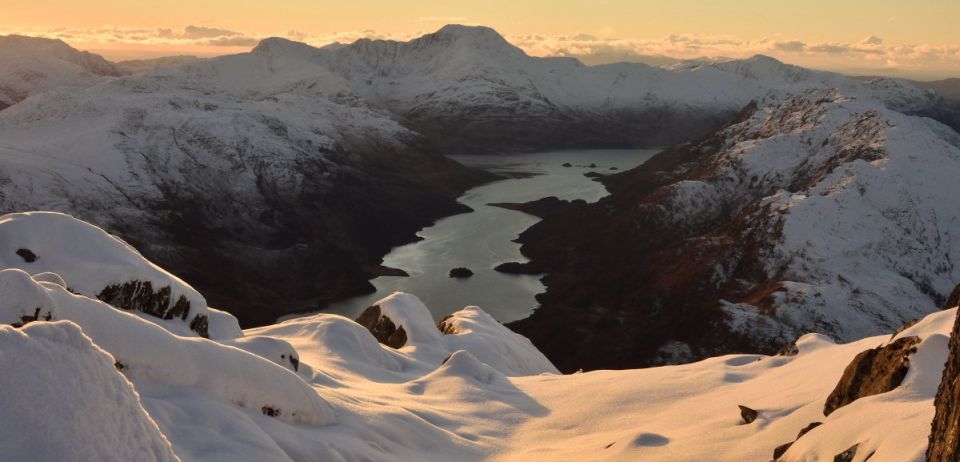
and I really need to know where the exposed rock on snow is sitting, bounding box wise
[355,304,408,349]
[822,335,920,416]
[0,212,210,335]
[738,404,759,424]
[772,421,822,460]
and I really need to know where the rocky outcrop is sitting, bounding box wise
[437,314,459,335]
[945,283,960,309]
[927,309,960,461]
[355,304,407,349]
[772,421,822,460]
[15,248,36,263]
[738,405,758,424]
[97,281,208,337]
[823,336,920,416]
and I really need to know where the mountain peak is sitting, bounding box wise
[251,37,319,57]
[417,24,519,53]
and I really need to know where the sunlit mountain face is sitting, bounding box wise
[1,2,960,461]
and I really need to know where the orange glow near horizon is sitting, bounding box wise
[2,0,958,79]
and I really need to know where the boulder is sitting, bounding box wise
[355,304,407,349]
[823,336,920,416]
[738,405,758,424]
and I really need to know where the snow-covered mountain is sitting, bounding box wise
[114,55,206,74]
[0,25,957,329]
[0,211,955,461]
[508,88,960,371]
[300,25,953,153]
[0,39,491,325]
[0,35,122,110]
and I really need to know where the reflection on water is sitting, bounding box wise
[283,149,659,323]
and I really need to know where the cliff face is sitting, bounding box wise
[928,284,960,461]
[508,90,960,372]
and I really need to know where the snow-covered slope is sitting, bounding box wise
[0,40,489,325]
[509,88,960,371]
[0,321,180,462]
[0,34,121,110]
[0,212,954,461]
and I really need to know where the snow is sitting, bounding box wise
[0,212,211,333]
[0,321,179,462]
[645,89,960,347]
[0,216,955,459]
[0,34,119,108]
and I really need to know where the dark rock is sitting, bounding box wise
[584,171,605,178]
[771,422,822,460]
[823,336,920,416]
[281,353,300,371]
[588,163,597,168]
[10,306,54,328]
[15,248,36,263]
[772,442,793,460]
[927,308,960,461]
[261,406,281,418]
[946,282,960,309]
[796,421,823,438]
[97,280,208,337]
[738,405,758,424]
[189,314,209,337]
[609,166,619,170]
[437,314,459,335]
[355,304,407,349]
[449,267,474,278]
[833,444,859,462]
[776,340,800,356]
[562,162,573,167]
[890,318,919,338]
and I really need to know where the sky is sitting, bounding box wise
[1,0,958,79]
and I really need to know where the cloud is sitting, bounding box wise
[182,25,242,39]
[0,24,957,79]
[773,41,806,52]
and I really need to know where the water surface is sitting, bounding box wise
[285,149,659,322]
